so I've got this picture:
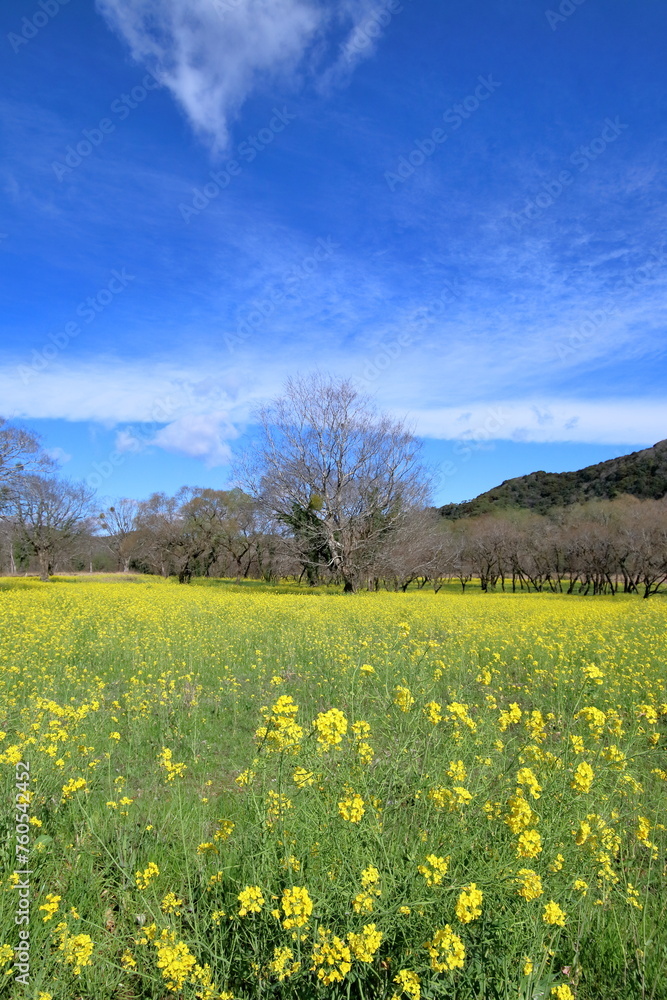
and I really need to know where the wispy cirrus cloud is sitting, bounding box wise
[95,0,385,150]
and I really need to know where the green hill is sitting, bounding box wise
[439,439,667,518]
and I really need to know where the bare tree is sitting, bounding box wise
[0,419,51,508]
[98,499,140,572]
[240,374,431,591]
[6,475,95,581]
[378,509,451,591]
[134,492,186,579]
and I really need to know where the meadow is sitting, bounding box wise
[0,576,665,1000]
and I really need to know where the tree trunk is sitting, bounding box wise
[37,549,51,582]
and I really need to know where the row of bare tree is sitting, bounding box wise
[381,497,667,598]
[2,478,665,598]
[2,373,666,594]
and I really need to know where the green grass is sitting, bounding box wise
[0,576,665,999]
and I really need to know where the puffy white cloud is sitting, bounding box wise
[45,445,72,465]
[150,411,238,466]
[96,0,381,149]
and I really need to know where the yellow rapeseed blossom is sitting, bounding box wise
[158,747,186,782]
[551,986,575,1000]
[55,924,94,976]
[311,928,352,984]
[418,854,450,886]
[153,928,197,990]
[39,893,61,922]
[197,842,217,855]
[238,885,264,916]
[424,701,443,724]
[338,788,365,823]
[313,708,348,746]
[266,790,292,827]
[347,923,383,962]
[61,776,88,802]
[135,862,159,890]
[394,686,415,712]
[424,925,465,971]
[447,760,467,782]
[571,760,594,793]
[2,573,666,999]
[455,883,483,923]
[256,696,303,754]
[392,969,421,998]
[215,819,235,842]
[270,946,300,981]
[499,703,522,731]
[516,869,543,900]
[352,891,375,914]
[516,767,542,799]
[280,886,313,929]
[517,829,542,858]
[542,901,567,926]
[235,768,255,786]
[447,702,477,731]
[161,892,184,913]
[360,865,381,892]
[505,792,538,833]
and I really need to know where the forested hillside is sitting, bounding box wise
[440,439,667,518]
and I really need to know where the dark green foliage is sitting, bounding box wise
[440,440,667,519]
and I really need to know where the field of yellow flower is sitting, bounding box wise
[0,575,665,999]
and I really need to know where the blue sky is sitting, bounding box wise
[1,0,666,505]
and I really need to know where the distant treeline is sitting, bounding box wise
[2,395,666,594]
[3,488,666,598]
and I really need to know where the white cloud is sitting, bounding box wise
[96,0,379,149]
[150,412,238,466]
[407,400,666,447]
[0,358,664,451]
[45,446,72,465]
